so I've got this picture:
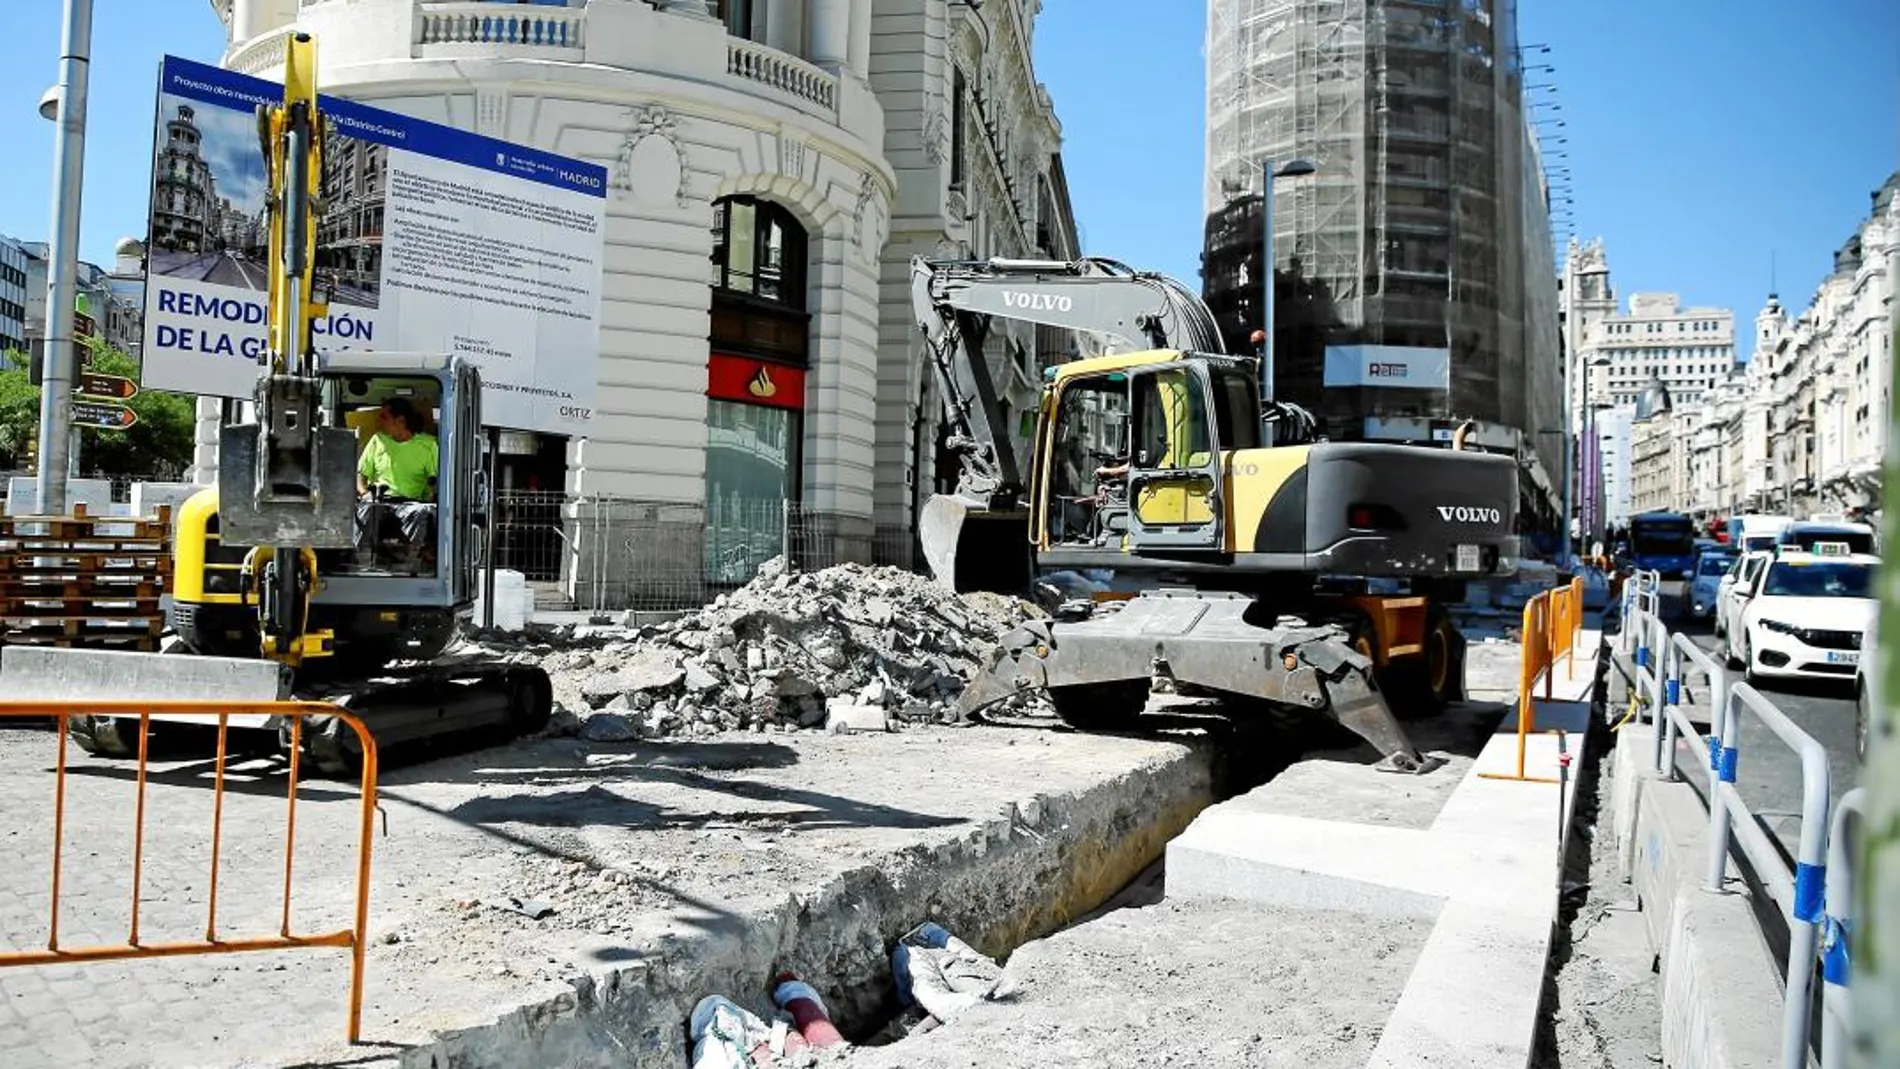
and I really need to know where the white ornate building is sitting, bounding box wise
[1620,172,1896,525]
[206,0,1079,598]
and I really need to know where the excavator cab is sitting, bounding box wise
[1033,354,1262,557]
[171,351,488,668]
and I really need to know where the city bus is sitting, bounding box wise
[1628,511,1700,578]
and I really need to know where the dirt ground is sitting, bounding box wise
[0,721,1210,1069]
[1532,719,1664,1068]
[828,897,1429,1069]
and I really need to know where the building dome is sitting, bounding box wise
[1634,376,1672,421]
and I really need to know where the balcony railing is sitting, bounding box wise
[225,24,293,76]
[225,6,838,120]
[727,38,837,113]
[416,2,585,54]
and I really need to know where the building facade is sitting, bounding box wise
[1587,291,1735,410]
[1199,0,1564,532]
[151,103,223,255]
[209,0,1079,603]
[0,236,27,354]
[17,241,146,361]
[1614,172,1896,524]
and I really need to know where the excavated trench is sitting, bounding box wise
[395,706,1324,1069]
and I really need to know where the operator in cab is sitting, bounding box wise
[355,398,438,548]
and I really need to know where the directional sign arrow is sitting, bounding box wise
[74,371,138,401]
[70,399,138,431]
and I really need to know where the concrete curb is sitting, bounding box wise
[1163,638,1599,1069]
[1608,724,1784,1069]
[391,744,1216,1069]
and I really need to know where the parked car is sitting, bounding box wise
[1729,550,1878,684]
[1688,549,1738,621]
[1715,550,1772,641]
[1857,612,1880,760]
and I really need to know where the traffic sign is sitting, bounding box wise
[74,371,138,401]
[70,399,137,431]
[73,312,95,340]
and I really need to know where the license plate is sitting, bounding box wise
[1825,651,1860,665]
[1456,544,1480,572]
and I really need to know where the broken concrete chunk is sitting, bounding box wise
[826,702,890,734]
[618,648,686,694]
[581,712,640,743]
[683,660,721,692]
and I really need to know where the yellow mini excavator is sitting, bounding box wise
[0,33,551,774]
[913,256,1522,772]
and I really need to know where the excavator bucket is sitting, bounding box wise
[957,591,1440,774]
[919,494,1035,596]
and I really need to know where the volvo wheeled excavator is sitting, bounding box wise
[0,33,552,774]
[912,256,1521,772]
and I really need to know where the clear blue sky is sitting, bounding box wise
[2,0,1895,345]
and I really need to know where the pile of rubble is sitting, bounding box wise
[473,558,1047,741]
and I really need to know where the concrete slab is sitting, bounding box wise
[1166,633,1592,1069]
[1608,720,1786,1069]
[0,724,1216,1069]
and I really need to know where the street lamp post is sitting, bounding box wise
[1259,157,1316,404]
[34,0,94,516]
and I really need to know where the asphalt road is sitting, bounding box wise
[1640,579,1859,864]
[152,251,265,290]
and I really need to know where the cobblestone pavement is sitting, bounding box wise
[0,719,1194,1068]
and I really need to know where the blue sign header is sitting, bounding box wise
[157,54,608,198]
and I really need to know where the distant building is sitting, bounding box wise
[17,240,146,360]
[0,235,27,353]
[1199,0,1563,531]
[1587,291,1735,410]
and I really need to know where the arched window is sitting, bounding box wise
[711,196,806,309]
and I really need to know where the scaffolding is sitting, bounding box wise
[1203,0,1556,456]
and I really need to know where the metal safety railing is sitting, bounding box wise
[1717,682,1832,1069]
[1821,787,1863,1069]
[0,701,380,1043]
[1614,578,1860,1069]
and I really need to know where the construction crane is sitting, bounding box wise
[913,256,1524,772]
[0,33,551,773]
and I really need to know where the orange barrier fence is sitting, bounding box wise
[1485,575,1588,784]
[0,701,379,1042]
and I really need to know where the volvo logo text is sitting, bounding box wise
[1001,291,1073,313]
[1436,506,1502,523]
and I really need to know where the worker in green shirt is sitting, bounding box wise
[357,397,438,502]
[355,397,439,559]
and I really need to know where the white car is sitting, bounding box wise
[1730,550,1878,684]
[1857,612,1880,760]
[1715,550,1772,640]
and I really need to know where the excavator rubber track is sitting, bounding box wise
[956,590,1441,774]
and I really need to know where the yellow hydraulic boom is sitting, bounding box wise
[220,31,359,667]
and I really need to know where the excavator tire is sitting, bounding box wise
[1383,606,1462,718]
[1048,680,1150,731]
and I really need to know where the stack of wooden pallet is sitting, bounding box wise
[0,503,173,652]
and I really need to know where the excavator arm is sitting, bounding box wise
[216,32,359,665]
